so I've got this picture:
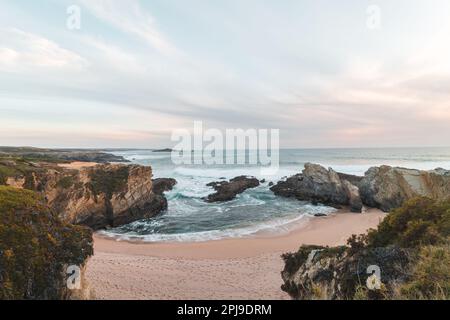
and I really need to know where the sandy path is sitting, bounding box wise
[86,209,385,300]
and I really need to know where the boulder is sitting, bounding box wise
[152,178,177,195]
[205,176,260,202]
[270,163,363,212]
[359,166,450,212]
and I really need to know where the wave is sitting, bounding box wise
[100,205,337,242]
[173,166,298,180]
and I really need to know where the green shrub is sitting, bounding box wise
[398,244,450,300]
[0,165,17,185]
[281,245,325,275]
[366,197,450,248]
[88,166,129,198]
[0,186,93,300]
[57,176,74,189]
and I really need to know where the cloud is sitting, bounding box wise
[2,1,450,148]
[79,0,178,55]
[0,28,87,72]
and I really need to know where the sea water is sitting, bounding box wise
[101,147,450,242]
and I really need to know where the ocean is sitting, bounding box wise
[101,147,450,242]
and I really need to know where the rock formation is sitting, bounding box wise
[2,161,168,230]
[205,176,260,202]
[359,166,450,212]
[281,245,413,300]
[271,163,450,213]
[270,163,363,212]
[152,178,177,195]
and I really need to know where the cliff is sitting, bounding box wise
[1,160,168,230]
[271,163,450,212]
[359,166,450,212]
[281,197,450,300]
[0,186,93,300]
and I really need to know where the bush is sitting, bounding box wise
[0,186,93,299]
[88,166,129,197]
[398,244,450,300]
[366,197,450,248]
[57,176,75,189]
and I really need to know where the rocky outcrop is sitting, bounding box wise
[281,197,450,300]
[3,162,168,230]
[0,186,93,300]
[205,176,260,202]
[271,163,450,213]
[270,163,363,212]
[359,166,450,212]
[152,178,177,195]
[281,245,414,300]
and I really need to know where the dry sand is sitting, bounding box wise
[86,209,385,300]
[58,162,98,170]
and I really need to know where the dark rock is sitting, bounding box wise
[260,179,266,183]
[152,178,177,195]
[205,176,260,202]
[337,172,363,187]
[153,148,173,152]
[314,213,328,217]
[268,182,274,186]
[270,163,363,212]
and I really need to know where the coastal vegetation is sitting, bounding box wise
[0,186,93,299]
[281,197,450,300]
[88,165,130,197]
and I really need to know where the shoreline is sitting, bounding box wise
[93,208,385,259]
[86,209,385,299]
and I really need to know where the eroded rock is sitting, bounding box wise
[4,162,168,230]
[205,176,260,202]
[270,163,363,212]
[152,178,177,195]
[359,166,450,212]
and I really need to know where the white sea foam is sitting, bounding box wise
[100,205,337,243]
[101,148,450,243]
[173,166,298,180]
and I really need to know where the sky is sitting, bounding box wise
[1,0,450,148]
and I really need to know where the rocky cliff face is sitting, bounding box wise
[270,163,363,212]
[281,245,413,300]
[271,163,450,213]
[3,162,168,230]
[359,166,450,212]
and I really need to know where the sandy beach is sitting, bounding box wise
[58,162,98,170]
[86,209,385,300]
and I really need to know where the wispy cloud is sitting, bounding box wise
[1,1,450,147]
[79,0,178,55]
[0,28,87,71]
